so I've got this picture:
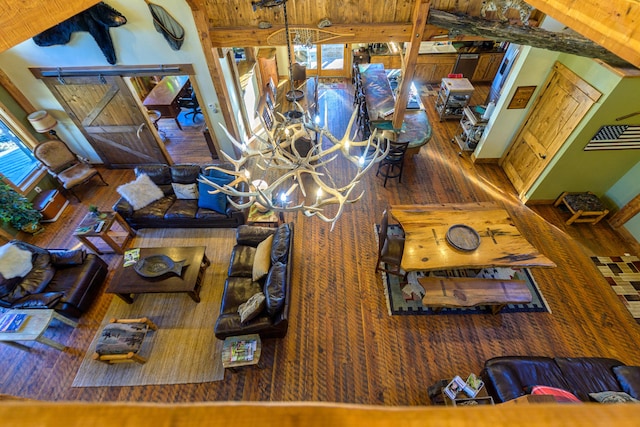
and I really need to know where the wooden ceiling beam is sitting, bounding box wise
[0,0,101,53]
[525,0,640,69]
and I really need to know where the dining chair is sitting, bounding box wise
[376,133,409,187]
[291,63,307,89]
[375,209,407,284]
[33,138,108,202]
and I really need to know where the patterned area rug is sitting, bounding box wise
[591,256,640,324]
[376,224,551,316]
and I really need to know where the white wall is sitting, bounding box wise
[473,46,559,159]
[0,0,236,161]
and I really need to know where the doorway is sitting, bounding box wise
[31,65,217,167]
[294,44,349,78]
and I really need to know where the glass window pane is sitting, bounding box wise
[320,44,344,70]
[0,120,39,185]
[293,45,317,69]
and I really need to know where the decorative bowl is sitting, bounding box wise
[134,255,186,278]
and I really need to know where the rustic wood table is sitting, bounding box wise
[106,246,210,304]
[0,309,77,351]
[390,203,556,272]
[74,212,134,255]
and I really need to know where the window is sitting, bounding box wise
[0,107,41,189]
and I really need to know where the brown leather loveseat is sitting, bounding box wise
[214,223,293,339]
[0,241,108,318]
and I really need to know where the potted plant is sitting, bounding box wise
[88,205,107,219]
[0,181,43,233]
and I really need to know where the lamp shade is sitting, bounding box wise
[27,110,57,133]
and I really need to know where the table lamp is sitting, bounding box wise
[27,110,59,138]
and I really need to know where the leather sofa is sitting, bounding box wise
[113,163,249,230]
[481,356,640,403]
[214,223,293,339]
[0,241,108,318]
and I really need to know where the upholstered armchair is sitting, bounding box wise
[33,139,108,202]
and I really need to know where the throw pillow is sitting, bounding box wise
[0,243,33,279]
[117,174,164,210]
[264,262,286,316]
[238,292,266,323]
[172,182,199,200]
[198,173,234,214]
[253,234,273,281]
[526,385,581,403]
[589,391,640,403]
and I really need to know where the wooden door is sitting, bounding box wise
[499,62,601,200]
[41,75,170,168]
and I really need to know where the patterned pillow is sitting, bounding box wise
[238,292,266,323]
[172,183,199,200]
[590,391,640,403]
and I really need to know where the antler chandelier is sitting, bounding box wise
[198,0,387,229]
[200,105,388,229]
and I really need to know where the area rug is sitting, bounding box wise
[72,229,235,387]
[376,224,551,316]
[591,255,640,324]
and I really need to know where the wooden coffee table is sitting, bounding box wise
[74,212,134,255]
[106,246,210,304]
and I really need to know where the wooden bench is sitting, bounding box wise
[418,277,533,314]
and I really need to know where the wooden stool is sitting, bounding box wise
[553,191,609,225]
[93,317,157,364]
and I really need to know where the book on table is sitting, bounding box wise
[230,339,257,362]
[123,248,140,267]
[0,313,29,332]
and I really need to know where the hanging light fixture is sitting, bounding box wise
[199,0,388,229]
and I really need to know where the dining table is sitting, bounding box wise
[390,202,556,272]
[143,75,190,130]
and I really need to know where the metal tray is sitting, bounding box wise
[134,255,186,278]
[446,224,481,251]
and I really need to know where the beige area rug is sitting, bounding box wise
[72,228,236,387]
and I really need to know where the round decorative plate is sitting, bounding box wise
[134,255,186,278]
[446,224,481,251]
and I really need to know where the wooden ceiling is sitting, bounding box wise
[0,0,638,69]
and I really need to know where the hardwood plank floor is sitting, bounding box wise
[5,79,640,405]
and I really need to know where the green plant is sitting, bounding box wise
[0,181,42,229]
[89,205,100,214]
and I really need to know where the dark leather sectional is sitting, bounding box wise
[215,223,293,339]
[113,163,249,230]
[0,241,107,318]
[481,356,640,403]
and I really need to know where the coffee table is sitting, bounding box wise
[0,309,77,351]
[106,246,210,304]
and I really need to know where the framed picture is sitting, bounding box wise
[443,376,466,400]
[507,85,536,109]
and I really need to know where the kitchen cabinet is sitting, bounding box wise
[472,52,505,82]
[414,54,457,83]
[435,77,475,121]
[257,48,278,91]
[370,54,402,69]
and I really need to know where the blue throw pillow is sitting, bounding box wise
[198,174,234,214]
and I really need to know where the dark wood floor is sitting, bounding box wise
[4,79,640,405]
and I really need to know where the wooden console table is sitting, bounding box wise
[143,75,190,130]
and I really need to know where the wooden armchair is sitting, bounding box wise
[33,139,107,202]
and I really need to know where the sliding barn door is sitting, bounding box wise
[41,75,170,168]
[500,62,601,200]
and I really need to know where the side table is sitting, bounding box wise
[246,205,282,228]
[74,212,135,255]
[221,334,262,372]
[0,309,77,351]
